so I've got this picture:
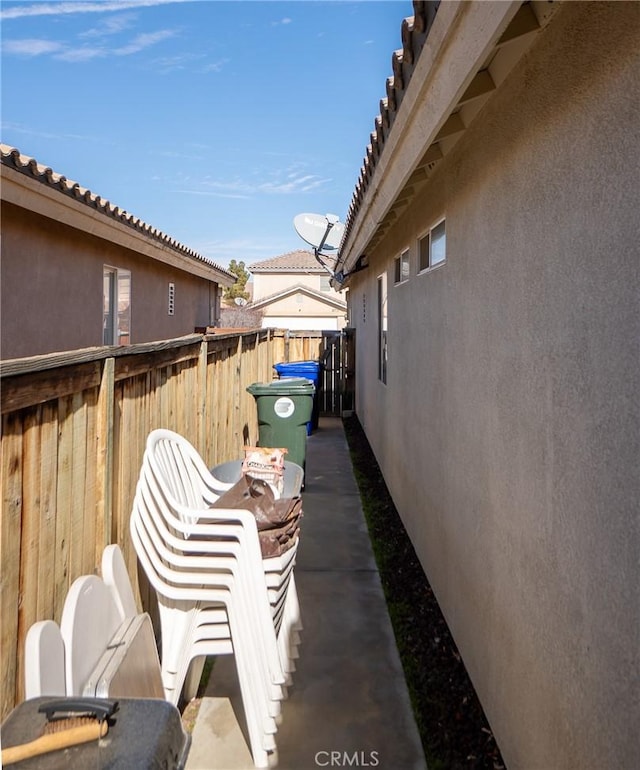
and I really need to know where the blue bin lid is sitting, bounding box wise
[274,361,321,383]
[274,360,320,371]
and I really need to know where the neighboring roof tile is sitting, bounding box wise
[0,144,234,280]
[248,250,335,273]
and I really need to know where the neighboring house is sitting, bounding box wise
[248,250,347,331]
[336,3,638,770]
[1,145,234,360]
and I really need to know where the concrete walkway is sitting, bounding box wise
[186,417,427,770]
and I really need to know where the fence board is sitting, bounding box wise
[54,397,72,622]
[36,404,57,620]
[17,408,42,703]
[1,362,101,414]
[83,388,98,575]
[69,393,88,583]
[1,413,24,716]
[95,358,114,555]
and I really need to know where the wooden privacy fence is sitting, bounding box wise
[0,329,326,719]
[0,330,282,718]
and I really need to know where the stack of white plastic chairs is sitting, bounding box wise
[129,429,302,768]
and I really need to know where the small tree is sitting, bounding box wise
[223,259,250,301]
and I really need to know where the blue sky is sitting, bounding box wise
[1,0,411,267]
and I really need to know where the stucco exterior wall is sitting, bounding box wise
[252,271,327,300]
[1,203,216,358]
[251,271,346,331]
[347,4,639,769]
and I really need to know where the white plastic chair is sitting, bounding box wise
[131,473,285,759]
[130,429,303,767]
[59,574,123,696]
[143,429,302,674]
[24,620,66,699]
[130,505,279,765]
[137,460,288,690]
[131,480,285,698]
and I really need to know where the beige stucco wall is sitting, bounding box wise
[347,4,639,769]
[252,272,346,331]
[252,271,327,300]
[1,202,217,358]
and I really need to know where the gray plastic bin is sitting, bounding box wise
[211,459,304,497]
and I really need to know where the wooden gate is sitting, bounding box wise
[268,329,356,417]
[318,329,355,416]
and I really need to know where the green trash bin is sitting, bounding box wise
[246,377,315,470]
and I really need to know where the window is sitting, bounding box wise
[377,273,387,384]
[394,249,410,284]
[103,267,131,345]
[168,282,175,315]
[419,218,446,272]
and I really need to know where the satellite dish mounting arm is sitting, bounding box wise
[313,214,340,276]
[293,212,349,281]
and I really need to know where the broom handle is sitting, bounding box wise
[2,720,108,765]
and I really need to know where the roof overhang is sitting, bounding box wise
[1,152,235,286]
[337,0,558,278]
[251,283,347,311]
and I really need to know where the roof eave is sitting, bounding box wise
[338,0,554,276]
[0,147,235,285]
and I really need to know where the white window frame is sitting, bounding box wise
[418,218,446,273]
[103,266,131,346]
[394,248,411,284]
[377,272,388,384]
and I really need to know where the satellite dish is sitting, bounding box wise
[234,297,247,306]
[294,213,345,252]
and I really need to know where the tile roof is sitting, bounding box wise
[342,1,441,246]
[248,250,335,273]
[0,144,234,280]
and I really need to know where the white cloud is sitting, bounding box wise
[195,170,331,198]
[0,121,102,143]
[114,29,176,55]
[1,1,194,21]
[173,189,252,201]
[192,237,294,265]
[201,59,229,74]
[151,52,201,73]
[80,13,137,38]
[2,38,64,56]
[55,46,107,62]
[3,27,176,61]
